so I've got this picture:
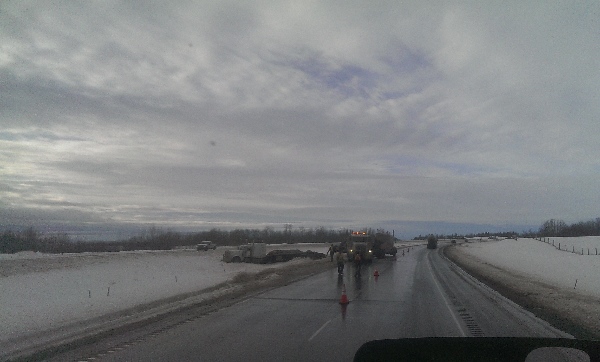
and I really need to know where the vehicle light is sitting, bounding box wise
[368,250,372,253]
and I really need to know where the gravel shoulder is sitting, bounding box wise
[445,244,600,340]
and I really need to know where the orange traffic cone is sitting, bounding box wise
[339,284,349,305]
[373,269,379,277]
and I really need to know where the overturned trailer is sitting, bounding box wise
[222,243,326,263]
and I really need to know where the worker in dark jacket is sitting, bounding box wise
[336,251,345,274]
[354,253,362,277]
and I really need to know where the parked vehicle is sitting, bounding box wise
[196,241,217,251]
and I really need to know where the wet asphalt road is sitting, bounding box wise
[58,243,569,361]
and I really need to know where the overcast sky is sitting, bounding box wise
[1,1,599,239]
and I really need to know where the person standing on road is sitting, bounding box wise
[336,251,345,274]
[328,244,335,262]
[354,252,362,277]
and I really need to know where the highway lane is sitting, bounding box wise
[55,244,570,361]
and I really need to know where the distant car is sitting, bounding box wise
[451,239,456,244]
[196,241,217,251]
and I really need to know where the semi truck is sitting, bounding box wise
[427,235,438,249]
[346,231,374,263]
[344,231,398,262]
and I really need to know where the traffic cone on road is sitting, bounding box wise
[339,284,349,305]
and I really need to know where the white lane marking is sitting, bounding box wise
[426,255,467,337]
[308,319,332,341]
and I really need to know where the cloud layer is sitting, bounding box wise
[1,1,599,238]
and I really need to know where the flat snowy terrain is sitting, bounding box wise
[457,237,600,298]
[0,243,332,347]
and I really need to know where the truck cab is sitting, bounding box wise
[222,243,267,263]
[347,232,374,263]
[427,235,438,249]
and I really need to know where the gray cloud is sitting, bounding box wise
[1,1,599,238]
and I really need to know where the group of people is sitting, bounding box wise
[327,244,362,277]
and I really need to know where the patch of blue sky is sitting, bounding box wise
[381,45,431,74]
[378,47,436,101]
[0,130,85,142]
[384,155,491,176]
[0,132,18,141]
[380,90,412,101]
[289,57,378,98]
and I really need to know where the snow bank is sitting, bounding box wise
[457,238,600,298]
[0,244,329,345]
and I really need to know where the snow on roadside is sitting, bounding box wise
[457,238,600,298]
[0,244,329,344]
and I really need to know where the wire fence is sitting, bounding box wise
[535,237,600,256]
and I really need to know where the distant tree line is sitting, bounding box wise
[6,217,598,254]
[411,217,600,240]
[0,225,374,254]
[413,230,521,241]
[538,218,600,237]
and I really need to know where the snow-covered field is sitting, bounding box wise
[0,243,332,354]
[536,236,600,256]
[458,237,600,298]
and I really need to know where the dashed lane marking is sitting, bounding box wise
[308,319,332,341]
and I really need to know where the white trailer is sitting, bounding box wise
[222,243,268,263]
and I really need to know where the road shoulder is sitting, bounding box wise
[444,244,600,340]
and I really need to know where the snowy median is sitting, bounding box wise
[446,237,600,339]
[0,243,330,360]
